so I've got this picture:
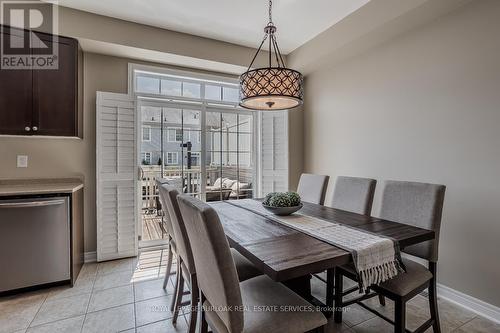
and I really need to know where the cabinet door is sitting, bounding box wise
[32,34,78,136]
[0,31,33,135]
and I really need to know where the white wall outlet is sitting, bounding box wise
[17,155,28,168]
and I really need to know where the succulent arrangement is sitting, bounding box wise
[263,192,302,207]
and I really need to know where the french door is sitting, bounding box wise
[137,99,256,248]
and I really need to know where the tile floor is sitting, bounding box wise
[1,249,499,333]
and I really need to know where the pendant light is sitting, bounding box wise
[239,0,304,111]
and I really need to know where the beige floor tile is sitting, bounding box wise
[406,294,476,332]
[136,317,188,333]
[324,319,354,333]
[93,270,135,291]
[27,315,85,333]
[135,295,174,327]
[82,303,135,333]
[351,317,393,333]
[45,276,94,301]
[134,278,172,302]
[133,267,163,283]
[454,316,500,333]
[342,304,376,327]
[97,258,137,276]
[31,293,90,327]
[88,285,134,313]
[0,292,47,333]
[78,263,99,280]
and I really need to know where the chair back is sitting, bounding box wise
[331,176,376,215]
[297,173,330,205]
[156,180,175,241]
[161,184,196,274]
[379,180,446,262]
[177,195,243,333]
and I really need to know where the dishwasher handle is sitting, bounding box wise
[0,199,66,209]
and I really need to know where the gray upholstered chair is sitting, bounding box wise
[297,173,330,205]
[177,195,328,333]
[161,185,262,333]
[334,180,446,333]
[156,180,177,290]
[330,176,377,215]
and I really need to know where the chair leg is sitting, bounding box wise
[325,268,334,318]
[378,294,386,306]
[334,268,343,324]
[429,268,441,333]
[172,263,185,325]
[200,292,208,333]
[394,299,406,333]
[163,241,174,289]
[170,260,180,311]
[188,274,199,333]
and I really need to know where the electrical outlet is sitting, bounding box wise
[17,155,28,168]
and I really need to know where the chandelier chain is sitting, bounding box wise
[269,0,273,23]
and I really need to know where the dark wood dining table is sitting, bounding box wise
[209,199,435,317]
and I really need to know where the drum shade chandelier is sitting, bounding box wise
[239,0,304,111]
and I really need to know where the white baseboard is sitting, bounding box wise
[438,283,500,324]
[84,251,97,263]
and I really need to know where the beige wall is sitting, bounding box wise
[289,0,500,306]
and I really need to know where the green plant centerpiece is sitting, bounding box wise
[262,192,303,216]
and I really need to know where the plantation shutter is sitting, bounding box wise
[96,92,138,261]
[259,110,289,196]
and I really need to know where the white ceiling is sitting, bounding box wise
[56,0,371,54]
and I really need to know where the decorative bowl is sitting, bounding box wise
[262,203,303,216]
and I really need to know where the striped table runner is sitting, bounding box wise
[227,199,404,291]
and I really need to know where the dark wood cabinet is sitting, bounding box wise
[0,26,82,137]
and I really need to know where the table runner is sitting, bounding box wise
[226,199,404,291]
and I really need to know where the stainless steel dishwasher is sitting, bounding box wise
[0,196,70,293]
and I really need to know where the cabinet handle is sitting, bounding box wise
[32,126,38,131]
[25,126,31,132]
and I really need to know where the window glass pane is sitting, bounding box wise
[141,106,161,123]
[238,133,252,152]
[161,80,182,96]
[227,132,237,151]
[136,76,160,94]
[238,114,253,132]
[182,82,201,98]
[142,127,150,141]
[223,87,239,102]
[205,85,222,101]
[222,113,237,130]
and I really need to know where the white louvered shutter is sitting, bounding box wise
[259,110,289,196]
[96,92,138,262]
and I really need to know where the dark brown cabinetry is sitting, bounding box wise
[0,26,82,137]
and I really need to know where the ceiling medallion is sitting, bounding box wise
[239,0,304,111]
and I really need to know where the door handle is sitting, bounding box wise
[25,126,31,132]
[32,126,38,131]
[0,199,66,208]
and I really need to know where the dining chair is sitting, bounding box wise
[330,176,377,215]
[161,185,262,333]
[156,180,177,290]
[314,176,377,303]
[334,180,446,333]
[177,194,328,333]
[297,173,330,205]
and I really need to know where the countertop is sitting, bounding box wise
[0,178,84,196]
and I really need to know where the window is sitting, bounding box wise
[136,76,160,94]
[142,126,151,142]
[168,128,183,142]
[166,152,179,165]
[190,152,200,166]
[141,152,152,165]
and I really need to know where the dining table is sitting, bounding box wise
[209,199,435,318]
